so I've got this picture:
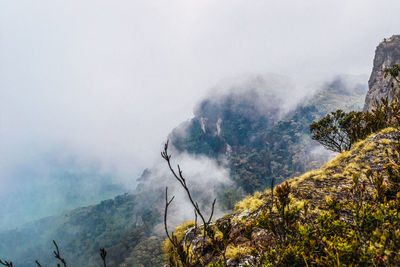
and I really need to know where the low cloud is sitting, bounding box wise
[1,0,399,230]
[138,150,232,229]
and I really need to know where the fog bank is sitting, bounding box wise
[1,0,400,228]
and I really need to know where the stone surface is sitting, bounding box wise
[364,35,400,112]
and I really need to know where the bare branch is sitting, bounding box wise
[162,140,213,228]
[53,240,67,267]
[100,248,107,267]
[164,187,176,245]
[194,209,198,229]
[162,140,219,265]
[207,199,217,224]
[0,259,13,267]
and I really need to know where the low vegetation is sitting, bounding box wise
[163,67,400,266]
[310,64,400,154]
[0,69,396,266]
[164,127,400,266]
[310,99,392,153]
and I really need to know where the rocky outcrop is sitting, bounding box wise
[364,35,400,112]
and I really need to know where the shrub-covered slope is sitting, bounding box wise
[171,76,366,198]
[166,128,400,266]
[0,76,366,266]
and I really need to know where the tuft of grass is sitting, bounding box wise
[234,191,264,213]
[322,150,352,171]
[225,245,251,260]
[378,138,393,145]
[229,128,398,234]
[163,221,195,263]
[331,173,343,179]
[343,162,361,176]
[289,169,324,187]
[361,141,377,152]
[373,157,382,164]
[351,132,376,150]
[214,230,224,241]
[378,127,398,134]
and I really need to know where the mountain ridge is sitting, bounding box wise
[0,75,367,266]
[163,34,400,266]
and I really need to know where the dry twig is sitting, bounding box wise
[53,240,67,267]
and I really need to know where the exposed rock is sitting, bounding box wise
[364,35,400,112]
[216,118,222,136]
[136,215,144,227]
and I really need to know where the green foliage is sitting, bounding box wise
[309,109,354,152]
[384,64,400,85]
[163,221,196,266]
[252,153,400,266]
[224,245,251,261]
[234,191,264,213]
[0,193,163,267]
[165,70,400,265]
[163,217,234,266]
[217,187,244,210]
[0,77,369,266]
[311,68,400,154]
[167,126,400,266]
[172,85,365,195]
[275,182,291,220]
[122,237,165,267]
[310,99,395,152]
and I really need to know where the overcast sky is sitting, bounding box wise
[1,0,400,192]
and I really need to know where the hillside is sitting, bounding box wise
[0,75,366,266]
[165,127,400,266]
[158,34,400,266]
[171,75,366,200]
[0,190,165,266]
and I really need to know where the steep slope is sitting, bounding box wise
[364,35,400,112]
[0,75,366,266]
[171,75,366,197]
[167,128,400,266]
[165,35,400,266]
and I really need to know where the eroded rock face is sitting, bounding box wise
[364,35,400,112]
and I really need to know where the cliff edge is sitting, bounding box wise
[364,35,400,111]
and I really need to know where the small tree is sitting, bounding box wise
[310,104,391,153]
[309,110,353,152]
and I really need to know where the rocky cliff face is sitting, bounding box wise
[364,35,400,111]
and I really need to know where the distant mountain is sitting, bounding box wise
[170,75,367,200]
[0,74,367,266]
